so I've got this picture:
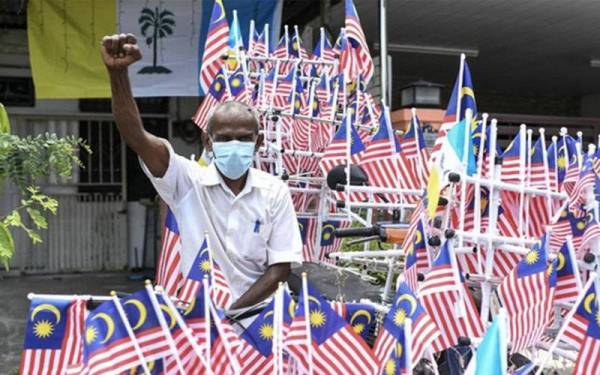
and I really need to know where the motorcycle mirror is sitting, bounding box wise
[326,164,369,190]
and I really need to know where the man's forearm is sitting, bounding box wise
[109,69,168,176]
[229,263,290,310]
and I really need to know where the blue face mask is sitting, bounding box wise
[211,140,255,180]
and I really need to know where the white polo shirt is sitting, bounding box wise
[140,142,302,302]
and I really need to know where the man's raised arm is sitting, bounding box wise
[101,33,169,177]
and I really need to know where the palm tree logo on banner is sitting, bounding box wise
[138,7,175,74]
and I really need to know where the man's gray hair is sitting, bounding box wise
[206,101,260,135]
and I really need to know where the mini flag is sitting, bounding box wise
[284,283,378,375]
[155,208,183,297]
[20,298,86,375]
[199,0,229,94]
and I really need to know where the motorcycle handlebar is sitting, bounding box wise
[333,227,379,238]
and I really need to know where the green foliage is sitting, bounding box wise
[0,133,89,269]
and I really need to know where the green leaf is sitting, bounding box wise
[4,211,22,227]
[0,223,14,270]
[25,228,42,244]
[27,208,47,229]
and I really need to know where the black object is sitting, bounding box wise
[448,172,461,183]
[445,229,455,239]
[429,236,442,247]
[584,252,595,264]
[326,164,369,190]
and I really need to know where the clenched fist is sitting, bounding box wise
[101,33,142,71]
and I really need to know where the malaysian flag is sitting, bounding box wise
[402,218,429,292]
[238,290,296,375]
[582,205,600,250]
[273,68,295,109]
[283,283,378,374]
[166,285,243,374]
[548,135,579,186]
[178,237,233,309]
[20,298,86,375]
[318,114,365,175]
[373,282,440,374]
[313,28,336,67]
[430,59,477,163]
[419,239,484,352]
[359,108,402,202]
[501,131,525,184]
[120,290,175,363]
[318,219,352,263]
[290,27,309,60]
[199,0,229,94]
[554,240,582,304]
[570,155,597,212]
[155,208,183,297]
[248,24,268,58]
[343,0,374,83]
[401,112,429,163]
[298,217,318,262]
[229,67,251,104]
[328,302,377,343]
[497,234,553,352]
[80,299,144,374]
[549,205,587,252]
[192,68,229,129]
[569,283,600,374]
[528,137,548,188]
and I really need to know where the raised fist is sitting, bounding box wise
[101,33,142,71]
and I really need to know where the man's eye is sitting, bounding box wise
[239,136,255,142]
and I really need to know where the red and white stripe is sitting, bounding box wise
[419,265,484,352]
[497,264,552,352]
[373,313,439,371]
[199,2,229,94]
[573,335,600,375]
[284,318,378,375]
[155,222,183,297]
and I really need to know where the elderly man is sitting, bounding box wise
[100,33,302,315]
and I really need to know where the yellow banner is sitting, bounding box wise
[27,0,116,99]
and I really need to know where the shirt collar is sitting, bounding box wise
[200,163,270,192]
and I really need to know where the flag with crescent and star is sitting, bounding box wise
[284,283,378,375]
[373,282,439,375]
[238,289,296,374]
[329,302,377,343]
[155,207,184,298]
[20,298,86,375]
[82,299,142,374]
[561,282,600,373]
[554,240,582,304]
[121,290,175,362]
[178,237,233,309]
[498,234,553,352]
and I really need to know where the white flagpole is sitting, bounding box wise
[248,19,256,54]
[203,276,212,371]
[405,318,413,373]
[457,108,473,249]
[284,25,290,59]
[301,272,315,375]
[273,282,284,375]
[144,281,185,373]
[155,286,213,374]
[345,111,352,216]
[480,118,499,323]
[474,113,489,275]
[534,273,597,374]
[517,124,527,236]
[110,291,151,375]
[538,128,553,221]
[455,53,466,123]
[524,128,533,237]
[551,135,559,201]
[264,23,270,55]
[204,277,241,373]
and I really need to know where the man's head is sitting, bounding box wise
[203,101,263,180]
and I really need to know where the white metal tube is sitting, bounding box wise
[301,273,315,375]
[144,283,185,373]
[379,0,388,107]
[110,293,151,375]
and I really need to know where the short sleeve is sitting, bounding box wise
[266,183,303,266]
[138,140,198,208]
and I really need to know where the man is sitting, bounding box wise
[100,33,302,314]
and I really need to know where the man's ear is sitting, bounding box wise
[254,133,264,153]
[201,131,212,152]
